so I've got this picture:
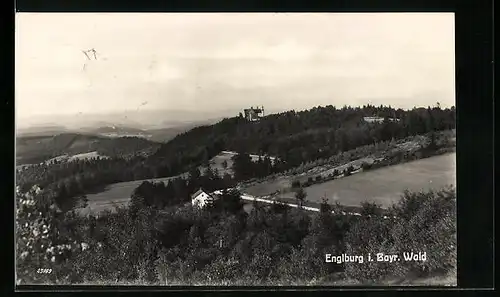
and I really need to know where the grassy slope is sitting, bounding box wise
[244,152,455,208]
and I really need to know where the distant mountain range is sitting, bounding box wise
[16,108,243,139]
[17,108,242,130]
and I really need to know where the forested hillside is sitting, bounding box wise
[16,104,455,211]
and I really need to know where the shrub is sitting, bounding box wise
[271,201,290,214]
[344,187,456,283]
[16,185,91,284]
[319,197,331,213]
[361,162,372,171]
[344,217,393,282]
[360,201,382,217]
[294,188,307,207]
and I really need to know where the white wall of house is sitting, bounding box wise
[192,191,213,208]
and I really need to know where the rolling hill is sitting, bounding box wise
[16,133,161,165]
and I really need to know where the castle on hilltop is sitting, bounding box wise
[243,106,265,122]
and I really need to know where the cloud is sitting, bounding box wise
[16,13,455,121]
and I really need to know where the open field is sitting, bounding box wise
[202,151,235,177]
[67,151,110,161]
[45,151,110,164]
[16,151,110,170]
[245,152,456,209]
[77,174,185,216]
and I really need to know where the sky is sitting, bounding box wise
[16,13,455,126]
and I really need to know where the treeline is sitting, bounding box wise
[16,185,456,285]
[234,129,455,189]
[151,104,455,170]
[231,153,285,181]
[16,104,455,209]
[93,136,160,158]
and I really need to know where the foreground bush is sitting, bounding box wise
[344,186,456,283]
[16,185,456,285]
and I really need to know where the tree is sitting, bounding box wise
[187,167,201,192]
[360,201,382,217]
[295,187,307,207]
[232,153,253,181]
[344,166,353,177]
[361,162,372,171]
[211,189,244,214]
[427,131,438,151]
[319,196,331,213]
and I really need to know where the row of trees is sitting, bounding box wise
[231,153,285,181]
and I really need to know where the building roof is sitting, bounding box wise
[191,188,211,199]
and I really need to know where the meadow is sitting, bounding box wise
[77,175,183,216]
[246,152,456,209]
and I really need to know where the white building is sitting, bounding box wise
[243,106,265,122]
[363,116,400,123]
[191,188,215,209]
[363,116,385,123]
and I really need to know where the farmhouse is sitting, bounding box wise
[191,188,216,209]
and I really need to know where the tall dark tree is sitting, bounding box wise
[187,167,201,191]
[295,187,307,208]
[232,153,253,181]
[211,189,244,214]
[319,196,331,213]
